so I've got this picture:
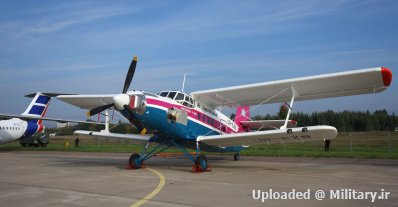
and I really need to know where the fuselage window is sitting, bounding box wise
[197,113,201,120]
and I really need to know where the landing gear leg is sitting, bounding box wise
[234,153,240,161]
[126,142,171,170]
[170,139,211,173]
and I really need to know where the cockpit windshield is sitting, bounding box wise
[159,91,195,108]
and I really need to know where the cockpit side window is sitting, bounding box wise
[175,92,185,100]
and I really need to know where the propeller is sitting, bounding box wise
[123,56,137,93]
[86,103,114,117]
[86,56,138,117]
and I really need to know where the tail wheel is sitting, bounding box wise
[195,155,208,172]
[129,154,142,169]
[234,153,240,161]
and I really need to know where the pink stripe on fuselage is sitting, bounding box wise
[146,98,235,133]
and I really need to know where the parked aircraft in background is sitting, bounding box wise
[45,56,392,172]
[0,92,100,145]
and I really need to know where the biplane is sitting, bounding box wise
[47,56,392,172]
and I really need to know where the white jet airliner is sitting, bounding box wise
[0,92,100,145]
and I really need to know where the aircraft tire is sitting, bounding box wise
[129,154,142,169]
[195,155,208,172]
[234,153,240,161]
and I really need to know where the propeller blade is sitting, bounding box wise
[86,103,114,117]
[123,104,135,116]
[123,105,145,130]
[122,56,138,93]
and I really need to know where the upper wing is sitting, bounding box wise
[74,130,151,143]
[57,94,116,110]
[198,126,337,147]
[191,67,392,108]
[241,120,297,130]
[0,114,103,124]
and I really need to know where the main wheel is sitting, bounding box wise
[234,153,240,161]
[129,154,142,169]
[195,155,208,172]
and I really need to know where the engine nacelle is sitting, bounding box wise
[128,94,146,115]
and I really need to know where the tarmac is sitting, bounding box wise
[0,151,397,207]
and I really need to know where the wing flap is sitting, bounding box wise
[74,130,151,143]
[191,67,391,108]
[198,125,337,147]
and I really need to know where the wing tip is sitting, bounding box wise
[381,67,392,86]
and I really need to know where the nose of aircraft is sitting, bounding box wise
[113,94,130,110]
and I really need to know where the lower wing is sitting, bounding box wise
[74,130,151,143]
[198,126,337,147]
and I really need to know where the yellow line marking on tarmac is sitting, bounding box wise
[130,168,166,207]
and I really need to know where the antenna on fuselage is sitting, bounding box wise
[181,74,187,92]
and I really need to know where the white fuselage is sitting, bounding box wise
[0,118,28,144]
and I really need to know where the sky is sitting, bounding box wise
[0,0,397,125]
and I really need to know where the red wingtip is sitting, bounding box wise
[381,67,392,86]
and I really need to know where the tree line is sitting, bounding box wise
[252,106,398,132]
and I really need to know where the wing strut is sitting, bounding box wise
[281,86,299,129]
[102,110,110,133]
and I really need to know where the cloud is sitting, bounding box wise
[84,1,346,48]
[0,3,138,37]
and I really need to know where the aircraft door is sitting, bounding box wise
[220,119,227,133]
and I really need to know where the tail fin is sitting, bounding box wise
[234,106,250,132]
[21,92,52,124]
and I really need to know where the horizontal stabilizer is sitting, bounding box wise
[25,92,77,98]
[241,120,297,130]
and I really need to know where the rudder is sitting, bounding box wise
[21,92,52,124]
